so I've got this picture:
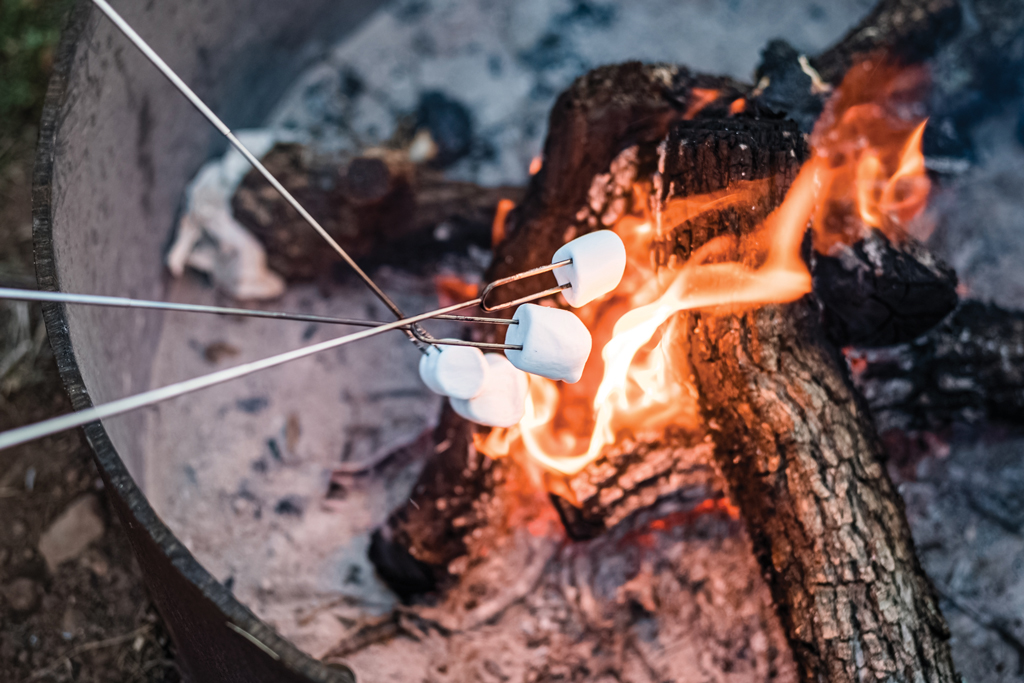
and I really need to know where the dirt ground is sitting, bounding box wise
[0,131,180,682]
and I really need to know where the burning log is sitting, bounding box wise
[650,121,959,682]
[231,143,523,280]
[370,55,966,680]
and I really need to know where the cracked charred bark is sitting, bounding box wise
[656,123,962,682]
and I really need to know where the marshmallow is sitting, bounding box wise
[504,304,592,383]
[450,354,528,427]
[418,345,489,400]
[552,230,627,307]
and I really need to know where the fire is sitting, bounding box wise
[477,59,932,490]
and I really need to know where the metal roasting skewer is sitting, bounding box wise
[88,0,438,349]
[0,288,520,351]
[0,297,502,451]
[0,260,575,450]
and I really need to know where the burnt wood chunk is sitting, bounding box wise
[811,0,962,85]
[813,229,958,347]
[370,407,504,597]
[854,300,1024,432]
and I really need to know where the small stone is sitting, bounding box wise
[2,578,41,612]
[38,495,105,573]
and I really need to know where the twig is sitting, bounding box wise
[22,625,153,682]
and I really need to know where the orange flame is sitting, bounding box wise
[491,198,516,246]
[477,59,932,489]
[683,88,721,120]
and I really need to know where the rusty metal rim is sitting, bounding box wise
[31,2,356,682]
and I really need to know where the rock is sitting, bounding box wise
[38,495,105,574]
[2,577,41,612]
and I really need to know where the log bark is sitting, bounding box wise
[652,121,960,682]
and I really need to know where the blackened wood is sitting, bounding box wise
[231,144,522,281]
[369,407,505,598]
[813,229,958,348]
[854,301,1024,433]
[811,0,962,85]
[653,122,961,682]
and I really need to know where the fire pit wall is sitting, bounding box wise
[35,1,381,682]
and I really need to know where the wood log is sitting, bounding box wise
[810,0,962,85]
[651,120,960,682]
[368,407,509,598]
[852,300,1024,433]
[813,229,959,348]
[231,143,523,281]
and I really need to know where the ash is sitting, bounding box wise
[147,0,1024,680]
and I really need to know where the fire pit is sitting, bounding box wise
[32,0,1024,681]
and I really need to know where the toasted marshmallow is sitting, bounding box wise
[418,345,489,400]
[450,354,528,427]
[552,230,627,307]
[504,304,591,383]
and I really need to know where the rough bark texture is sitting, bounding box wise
[653,121,961,682]
[232,143,522,281]
[369,407,507,598]
[690,301,959,683]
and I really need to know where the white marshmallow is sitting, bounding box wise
[450,354,528,427]
[504,304,592,383]
[552,230,627,307]
[418,345,489,400]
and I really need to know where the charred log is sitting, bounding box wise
[810,0,962,85]
[231,143,522,281]
[853,300,1024,433]
[813,229,959,348]
[369,407,508,599]
[649,121,960,682]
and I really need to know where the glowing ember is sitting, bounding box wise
[683,87,720,119]
[492,198,516,246]
[477,59,932,489]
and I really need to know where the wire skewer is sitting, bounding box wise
[0,260,577,450]
[0,297,502,451]
[0,287,519,351]
[88,0,438,348]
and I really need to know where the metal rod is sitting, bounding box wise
[88,0,429,347]
[0,297,498,451]
[0,288,522,349]
[479,259,573,312]
[0,288,395,327]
